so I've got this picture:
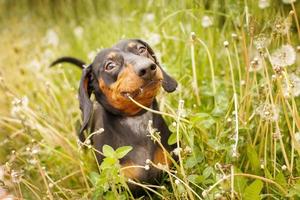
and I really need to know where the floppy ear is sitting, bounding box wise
[78,65,93,142]
[137,39,178,93]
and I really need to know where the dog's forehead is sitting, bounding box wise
[93,48,120,62]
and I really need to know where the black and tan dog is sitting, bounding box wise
[51,39,177,191]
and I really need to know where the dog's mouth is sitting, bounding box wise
[121,79,162,98]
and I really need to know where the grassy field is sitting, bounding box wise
[1,0,300,199]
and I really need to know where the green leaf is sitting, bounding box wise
[247,146,260,173]
[89,171,100,186]
[243,180,263,200]
[275,172,287,188]
[116,146,133,159]
[287,182,300,197]
[168,132,177,145]
[102,145,115,158]
[100,157,117,170]
[203,166,214,179]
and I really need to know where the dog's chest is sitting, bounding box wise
[119,111,152,136]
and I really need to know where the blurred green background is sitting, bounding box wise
[1,0,300,199]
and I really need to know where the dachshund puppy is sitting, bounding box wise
[51,39,177,192]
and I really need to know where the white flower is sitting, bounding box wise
[147,33,161,46]
[74,26,84,39]
[281,165,287,170]
[174,179,180,185]
[249,50,263,72]
[28,59,41,70]
[144,165,150,170]
[271,45,296,67]
[295,132,300,143]
[282,0,296,3]
[11,96,29,117]
[201,16,213,28]
[44,29,59,47]
[259,0,270,8]
[87,50,98,62]
[143,13,155,22]
[282,73,300,98]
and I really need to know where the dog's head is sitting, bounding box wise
[79,39,177,133]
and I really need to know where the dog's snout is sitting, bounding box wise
[137,63,157,80]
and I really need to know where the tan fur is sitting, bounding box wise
[121,161,142,180]
[153,147,172,166]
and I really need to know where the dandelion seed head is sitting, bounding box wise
[143,13,155,22]
[147,33,161,46]
[282,73,300,98]
[273,17,292,35]
[184,146,192,154]
[28,59,42,70]
[231,33,238,40]
[174,179,180,185]
[223,41,229,47]
[172,147,182,156]
[73,26,84,39]
[28,158,38,165]
[44,29,59,47]
[11,169,23,183]
[259,0,270,9]
[201,16,213,28]
[256,103,279,121]
[191,32,196,40]
[202,190,208,197]
[249,55,263,72]
[254,34,270,50]
[271,45,296,67]
[281,165,287,171]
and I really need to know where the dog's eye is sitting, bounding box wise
[138,46,147,54]
[105,62,117,71]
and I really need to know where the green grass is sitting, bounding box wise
[1,0,300,199]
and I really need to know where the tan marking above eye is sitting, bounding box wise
[107,52,116,59]
[128,42,137,48]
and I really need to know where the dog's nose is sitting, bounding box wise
[137,63,157,80]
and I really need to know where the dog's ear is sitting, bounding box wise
[78,64,93,142]
[136,39,178,93]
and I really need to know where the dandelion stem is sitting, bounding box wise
[127,95,190,124]
[291,2,300,40]
[195,37,216,102]
[191,32,201,106]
